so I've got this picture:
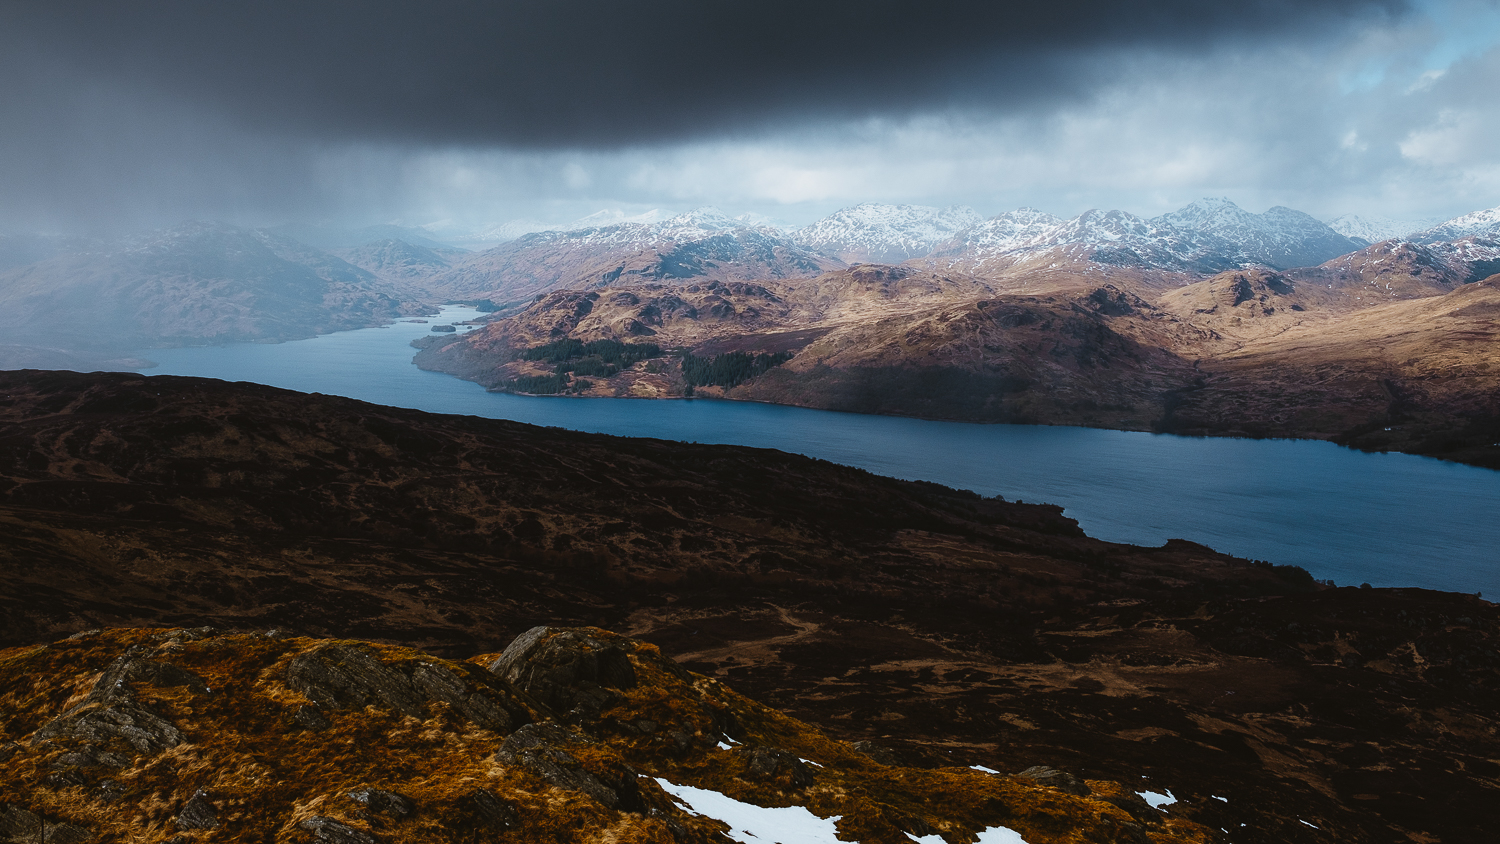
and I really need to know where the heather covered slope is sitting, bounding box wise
[0,625,1217,844]
[417,248,1500,467]
[1160,276,1500,467]
[1,370,1499,841]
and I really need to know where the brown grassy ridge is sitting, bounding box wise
[1,625,1214,844]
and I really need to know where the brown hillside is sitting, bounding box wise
[1,371,1498,841]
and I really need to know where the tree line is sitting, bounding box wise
[681,351,793,390]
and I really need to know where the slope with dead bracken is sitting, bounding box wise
[1155,238,1470,349]
[415,213,1500,467]
[731,286,1207,427]
[1161,275,1500,465]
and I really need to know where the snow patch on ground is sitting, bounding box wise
[655,778,844,844]
[1137,789,1176,809]
[658,777,1033,844]
[970,765,1000,773]
[908,826,1031,843]
[974,827,1031,843]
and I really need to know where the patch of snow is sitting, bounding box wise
[909,828,1032,844]
[1211,795,1228,802]
[974,827,1031,843]
[1137,789,1176,809]
[970,765,1000,774]
[1299,819,1320,829]
[655,778,844,844]
[799,757,824,767]
[717,741,734,750]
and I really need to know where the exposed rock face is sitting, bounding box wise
[0,802,93,843]
[347,788,415,819]
[493,722,644,811]
[298,816,375,844]
[175,790,220,830]
[488,626,641,720]
[30,654,193,756]
[285,643,521,732]
[1016,765,1091,797]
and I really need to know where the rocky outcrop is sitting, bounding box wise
[285,643,522,732]
[30,654,194,756]
[0,803,93,843]
[174,790,220,830]
[493,722,644,811]
[488,626,641,720]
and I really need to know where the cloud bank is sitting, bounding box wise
[4,0,1498,232]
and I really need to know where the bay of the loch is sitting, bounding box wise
[126,306,1500,597]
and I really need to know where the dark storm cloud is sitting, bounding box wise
[5,0,1406,147]
[0,0,1421,231]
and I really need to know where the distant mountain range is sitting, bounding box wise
[426,208,840,304]
[5,198,1500,460]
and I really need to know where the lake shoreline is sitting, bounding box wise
[123,307,1500,597]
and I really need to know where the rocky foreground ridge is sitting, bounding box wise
[1,625,1218,843]
[2,370,1498,842]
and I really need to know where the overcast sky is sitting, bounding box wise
[3,0,1500,234]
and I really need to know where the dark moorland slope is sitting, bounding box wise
[0,370,1497,842]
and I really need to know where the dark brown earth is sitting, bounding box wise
[1,370,1497,842]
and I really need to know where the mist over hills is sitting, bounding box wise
[0,221,431,368]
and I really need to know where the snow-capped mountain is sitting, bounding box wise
[794,203,983,263]
[1410,205,1500,244]
[1150,198,1359,269]
[928,198,1362,275]
[1326,214,1443,244]
[430,209,677,248]
[430,207,839,301]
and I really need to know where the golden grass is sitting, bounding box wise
[1,626,1217,843]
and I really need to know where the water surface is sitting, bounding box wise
[134,307,1500,597]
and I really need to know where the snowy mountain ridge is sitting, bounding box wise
[921,198,1362,273]
[1411,204,1500,244]
[793,203,984,263]
[1326,214,1442,244]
